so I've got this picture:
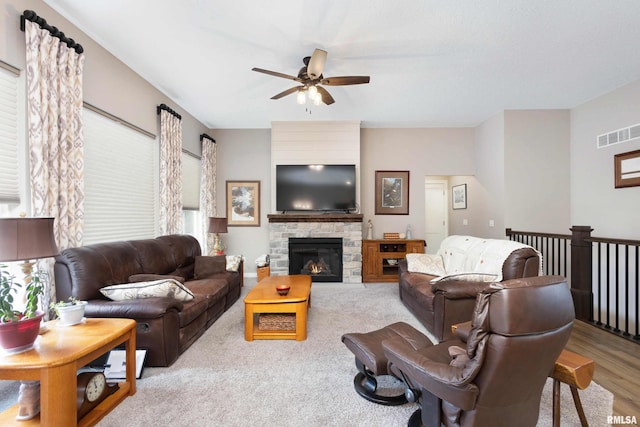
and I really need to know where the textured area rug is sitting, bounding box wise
[0,282,613,426]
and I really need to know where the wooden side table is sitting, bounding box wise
[257,266,270,283]
[362,239,425,282]
[550,349,595,427]
[0,318,136,426]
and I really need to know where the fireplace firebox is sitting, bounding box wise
[288,238,343,282]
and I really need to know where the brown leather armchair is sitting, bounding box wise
[382,275,575,427]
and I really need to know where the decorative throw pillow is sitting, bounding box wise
[406,253,446,276]
[226,255,243,272]
[128,274,185,284]
[100,279,194,302]
[194,255,226,279]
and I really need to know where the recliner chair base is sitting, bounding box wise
[352,366,407,406]
[408,409,422,427]
[342,322,432,406]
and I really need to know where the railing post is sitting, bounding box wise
[571,226,593,321]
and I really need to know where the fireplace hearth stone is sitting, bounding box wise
[268,214,363,284]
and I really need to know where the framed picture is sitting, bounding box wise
[614,149,640,188]
[452,184,467,210]
[375,170,409,215]
[226,180,260,226]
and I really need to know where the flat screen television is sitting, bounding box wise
[276,164,357,212]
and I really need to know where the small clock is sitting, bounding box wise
[77,372,119,419]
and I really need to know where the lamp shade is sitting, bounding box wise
[0,217,59,262]
[208,217,228,234]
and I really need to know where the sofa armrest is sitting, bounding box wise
[432,280,494,299]
[85,298,183,319]
[452,321,472,342]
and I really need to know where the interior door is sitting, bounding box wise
[424,179,448,254]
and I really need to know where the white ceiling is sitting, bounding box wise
[43,0,640,129]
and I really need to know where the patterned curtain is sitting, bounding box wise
[199,136,217,254]
[159,109,183,235]
[24,19,85,312]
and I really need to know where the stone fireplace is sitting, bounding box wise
[268,214,363,283]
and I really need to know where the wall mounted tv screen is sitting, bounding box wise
[276,164,357,212]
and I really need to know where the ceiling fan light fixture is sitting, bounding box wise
[296,90,306,105]
[313,91,322,105]
[253,48,369,107]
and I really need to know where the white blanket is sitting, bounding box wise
[435,235,542,282]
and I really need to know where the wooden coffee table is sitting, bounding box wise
[244,275,312,341]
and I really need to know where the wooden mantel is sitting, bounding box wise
[268,214,364,223]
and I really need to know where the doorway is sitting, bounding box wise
[424,179,449,254]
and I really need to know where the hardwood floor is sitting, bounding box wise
[566,320,640,421]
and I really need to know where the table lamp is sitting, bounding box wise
[0,217,59,421]
[0,217,59,286]
[208,217,228,255]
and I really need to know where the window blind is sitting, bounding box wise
[83,108,158,244]
[182,151,201,210]
[0,67,20,203]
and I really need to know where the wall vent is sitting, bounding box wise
[597,122,640,148]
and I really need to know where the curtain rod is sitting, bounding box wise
[0,59,20,76]
[20,10,84,54]
[156,103,182,120]
[84,102,156,139]
[200,134,215,143]
[182,149,201,160]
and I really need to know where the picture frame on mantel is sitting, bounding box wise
[614,149,640,188]
[375,170,409,215]
[226,180,260,226]
[452,184,467,210]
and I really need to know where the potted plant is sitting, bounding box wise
[0,265,45,353]
[50,296,87,326]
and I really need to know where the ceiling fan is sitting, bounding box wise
[252,48,370,105]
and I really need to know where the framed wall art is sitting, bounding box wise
[375,170,409,215]
[452,184,467,210]
[614,149,640,188]
[226,180,260,226]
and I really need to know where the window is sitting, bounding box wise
[0,65,26,216]
[181,151,204,247]
[182,209,204,248]
[83,107,158,244]
[182,151,201,210]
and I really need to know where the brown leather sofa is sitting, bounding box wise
[398,246,539,342]
[54,234,243,367]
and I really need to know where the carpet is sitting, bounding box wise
[0,281,613,426]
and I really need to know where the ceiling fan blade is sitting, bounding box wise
[320,76,370,86]
[307,49,327,79]
[252,67,303,82]
[316,86,335,105]
[271,86,304,100]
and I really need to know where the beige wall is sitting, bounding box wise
[360,128,476,240]
[504,110,571,234]
[473,112,505,238]
[210,128,271,269]
[571,78,640,239]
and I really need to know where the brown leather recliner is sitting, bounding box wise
[382,275,575,427]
